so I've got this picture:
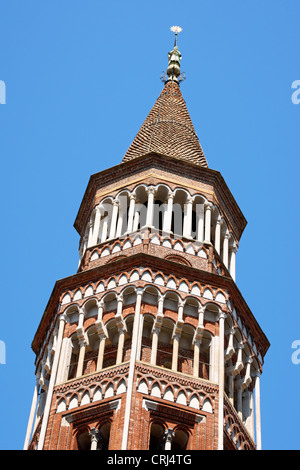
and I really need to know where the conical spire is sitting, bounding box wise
[122,29,208,168]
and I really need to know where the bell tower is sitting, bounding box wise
[24,28,269,451]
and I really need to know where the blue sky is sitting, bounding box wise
[0,1,299,450]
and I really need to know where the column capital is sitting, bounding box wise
[129,193,137,201]
[167,190,175,200]
[136,287,144,298]
[217,311,227,322]
[204,202,212,211]
[112,199,120,207]
[146,185,156,195]
[164,428,175,445]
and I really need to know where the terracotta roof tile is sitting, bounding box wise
[122,80,208,168]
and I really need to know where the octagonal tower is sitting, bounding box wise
[24,32,269,451]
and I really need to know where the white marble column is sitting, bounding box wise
[101,215,108,243]
[127,194,136,233]
[214,217,222,255]
[132,202,140,232]
[204,203,212,243]
[92,206,102,246]
[193,339,201,378]
[163,191,174,233]
[89,428,100,450]
[164,428,175,450]
[254,371,262,450]
[150,295,164,365]
[146,186,156,228]
[230,243,237,281]
[196,203,205,242]
[23,377,40,449]
[225,327,235,361]
[95,303,107,371]
[76,336,87,377]
[116,326,126,365]
[87,219,94,248]
[109,199,119,239]
[218,311,226,450]
[37,314,66,450]
[223,230,230,269]
[183,196,193,238]
[236,382,243,420]
[234,342,244,375]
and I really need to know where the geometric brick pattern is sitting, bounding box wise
[122,80,208,168]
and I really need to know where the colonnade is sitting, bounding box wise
[79,185,238,280]
[24,288,262,450]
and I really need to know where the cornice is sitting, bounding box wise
[73,153,247,241]
[31,251,269,358]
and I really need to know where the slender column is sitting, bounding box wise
[225,327,235,361]
[230,243,237,281]
[91,206,101,246]
[204,204,212,243]
[76,337,87,377]
[183,196,193,238]
[164,428,175,450]
[116,197,126,238]
[163,191,174,233]
[95,304,107,371]
[227,368,235,405]
[109,199,119,239]
[234,343,244,375]
[37,314,66,450]
[101,215,108,243]
[87,219,94,248]
[214,217,222,255]
[122,288,143,450]
[177,300,184,323]
[82,234,88,256]
[223,231,230,268]
[218,311,226,450]
[193,339,201,378]
[150,295,164,365]
[23,378,40,449]
[198,305,204,329]
[89,428,99,451]
[127,194,136,233]
[132,202,140,232]
[150,325,161,365]
[243,357,253,389]
[196,202,204,242]
[146,186,155,228]
[171,331,181,372]
[116,327,126,364]
[96,334,106,371]
[254,371,262,450]
[236,382,243,420]
[249,389,255,440]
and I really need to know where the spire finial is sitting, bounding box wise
[170,25,182,47]
[161,26,185,84]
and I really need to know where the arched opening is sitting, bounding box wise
[172,429,189,450]
[67,333,80,380]
[77,429,91,450]
[82,325,99,376]
[149,423,165,450]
